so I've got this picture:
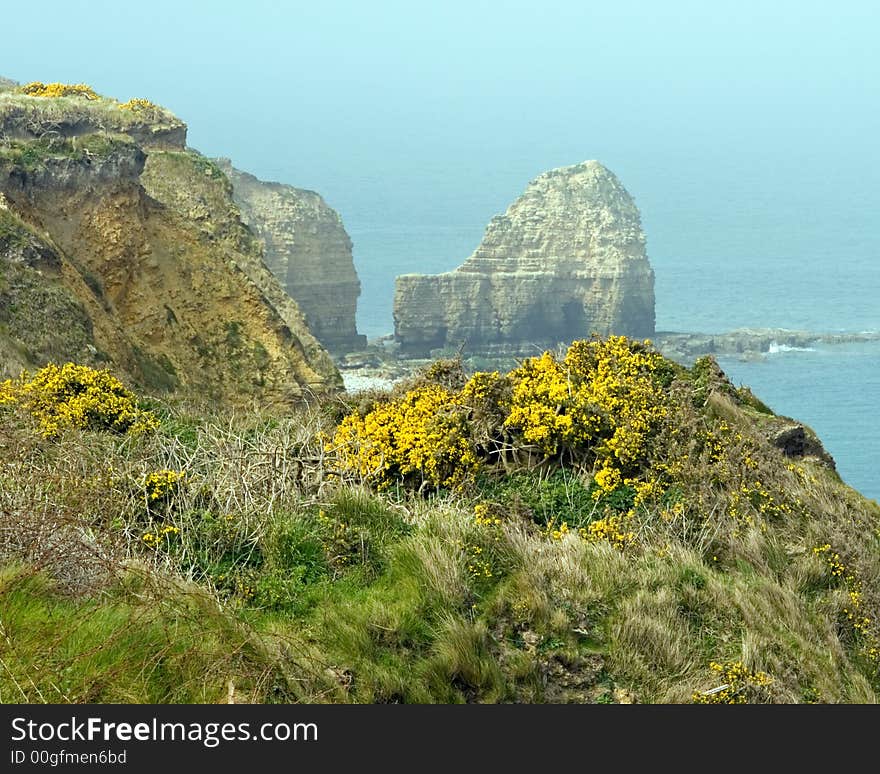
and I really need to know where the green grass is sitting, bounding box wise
[1,352,879,704]
[475,468,599,529]
[0,133,137,172]
[0,567,300,703]
[0,90,182,138]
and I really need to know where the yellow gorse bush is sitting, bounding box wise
[19,82,99,100]
[813,544,878,661]
[331,383,480,489]
[473,502,503,528]
[584,514,635,549]
[692,661,773,704]
[505,336,668,464]
[141,524,179,549]
[504,351,577,453]
[328,336,671,495]
[143,469,186,503]
[118,98,160,113]
[0,362,158,437]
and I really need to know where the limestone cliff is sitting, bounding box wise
[140,149,332,365]
[0,83,340,402]
[214,160,366,354]
[393,161,655,356]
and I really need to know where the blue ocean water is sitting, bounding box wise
[336,148,879,500]
[719,342,880,500]
[719,342,879,500]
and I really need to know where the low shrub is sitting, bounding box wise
[18,81,99,100]
[0,362,158,437]
[118,97,160,113]
[328,336,672,496]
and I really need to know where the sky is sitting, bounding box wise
[3,0,877,227]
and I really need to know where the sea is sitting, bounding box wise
[324,147,879,501]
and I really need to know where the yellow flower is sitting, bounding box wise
[584,514,634,549]
[692,661,773,704]
[0,362,158,437]
[326,336,671,495]
[143,469,186,503]
[118,97,159,112]
[329,383,479,489]
[19,82,99,100]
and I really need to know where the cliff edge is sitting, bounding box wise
[0,81,340,403]
[393,161,655,356]
[214,160,366,355]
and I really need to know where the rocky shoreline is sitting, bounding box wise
[337,328,880,392]
[654,328,880,364]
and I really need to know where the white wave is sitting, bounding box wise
[342,373,396,393]
[767,340,816,354]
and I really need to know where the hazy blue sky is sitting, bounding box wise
[3,0,877,222]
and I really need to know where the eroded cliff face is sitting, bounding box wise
[393,161,655,356]
[215,160,366,354]
[0,200,98,379]
[0,86,340,402]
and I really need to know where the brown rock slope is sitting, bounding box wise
[0,84,340,402]
[214,159,366,354]
[394,160,655,356]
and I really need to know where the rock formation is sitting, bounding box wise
[393,161,655,356]
[215,160,366,354]
[0,82,340,402]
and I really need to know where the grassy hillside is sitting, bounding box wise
[0,338,878,703]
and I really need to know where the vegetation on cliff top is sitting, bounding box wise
[0,132,138,172]
[1,339,878,704]
[0,81,184,145]
[18,82,100,100]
